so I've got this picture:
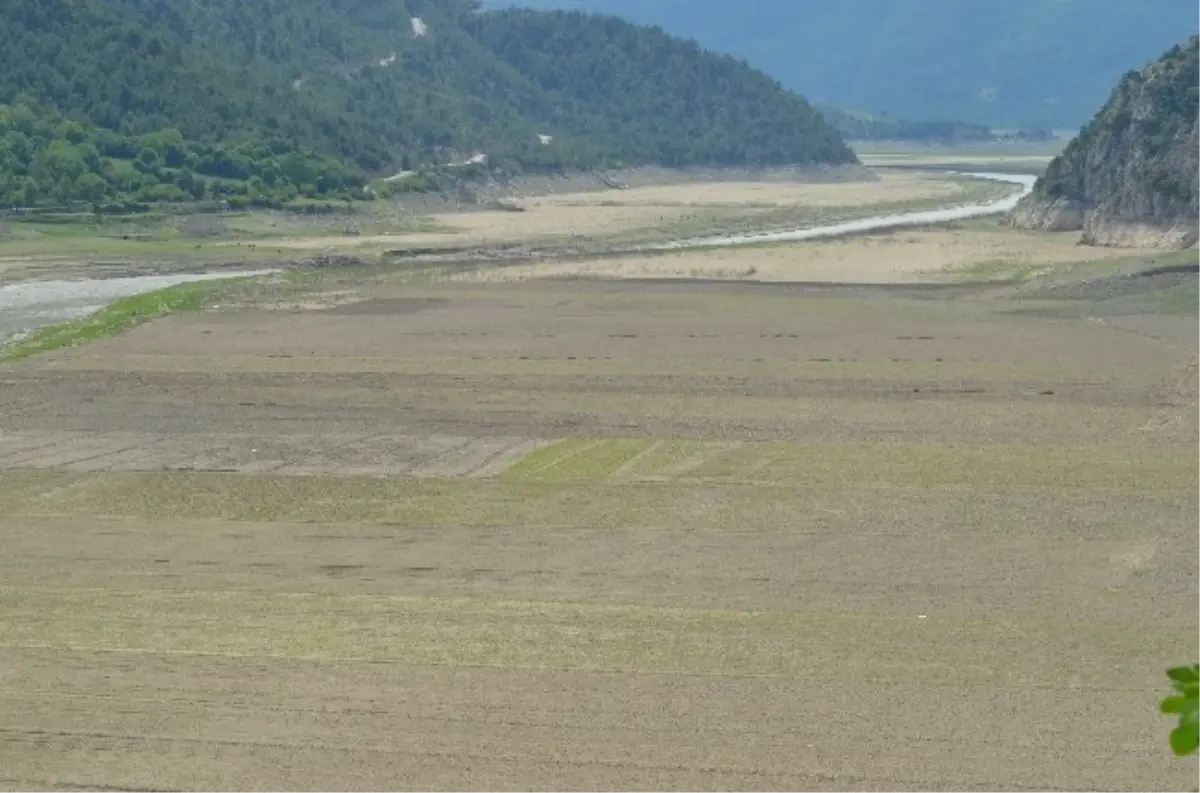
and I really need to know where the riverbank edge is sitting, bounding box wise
[0,171,1034,362]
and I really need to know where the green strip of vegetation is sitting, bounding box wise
[1,278,246,363]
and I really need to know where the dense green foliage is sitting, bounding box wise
[464,10,852,166]
[1161,664,1199,757]
[1,0,499,173]
[0,0,853,209]
[487,0,1198,128]
[0,100,368,209]
[1037,36,1198,205]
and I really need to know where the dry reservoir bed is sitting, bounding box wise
[0,274,1197,791]
[456,225,1139,284]
[260,170,1002,253]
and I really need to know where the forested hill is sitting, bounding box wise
[486,0,1197,129]
[1010,37,1199,249]
[461,9,849,167]
[0,0,853,208]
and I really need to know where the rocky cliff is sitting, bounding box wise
[1010,36,1198,249]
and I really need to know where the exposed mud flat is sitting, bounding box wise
[267,170,1017,253]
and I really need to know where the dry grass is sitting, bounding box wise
[262,171,992,253]
[4,646,1184,792]
[523,172,964,209]
[1,245,1197,790]
[1,585,1178,684]
[263,203,695,250]
[457,225,1140,284]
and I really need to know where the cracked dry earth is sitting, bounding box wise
[1,277,1197,791]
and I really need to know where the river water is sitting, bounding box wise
[0,172,1034,346]
[654,172,1036,250]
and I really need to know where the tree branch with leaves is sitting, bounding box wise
[1162,664,1199,757]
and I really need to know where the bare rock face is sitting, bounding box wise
[1082,217,1200,249]
[1010,36,1199,250]
[1007,198,1086,232]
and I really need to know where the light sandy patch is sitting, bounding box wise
[260,229,462,251]
[430,203,694,240]
[458,227,1137,284]
[526,171,963,209]
[262,204,696,251]
[250,172,979,253]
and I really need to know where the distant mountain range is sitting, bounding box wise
[486,0,1198,129]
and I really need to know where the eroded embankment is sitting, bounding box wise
[1010,197,1199,250]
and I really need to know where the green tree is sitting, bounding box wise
[0,98,376,209]
[1162,664,1199,757]
[136,146,160,171]
[74,172,109,201]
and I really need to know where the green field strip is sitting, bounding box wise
[501,439,736,483]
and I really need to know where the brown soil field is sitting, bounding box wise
[1,269,1197,789]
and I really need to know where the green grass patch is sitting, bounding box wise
[502,438,600,479]
[502,438,649,480]
[1,278,251,363]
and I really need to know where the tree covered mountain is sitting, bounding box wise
[464,9,849,166]
[0,0,853,208]
[0,100,372,210]
[1010,36,1199,249]
[487,0,1198,129]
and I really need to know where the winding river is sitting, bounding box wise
[0,172,1035,346]
[655,171,1036,250]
